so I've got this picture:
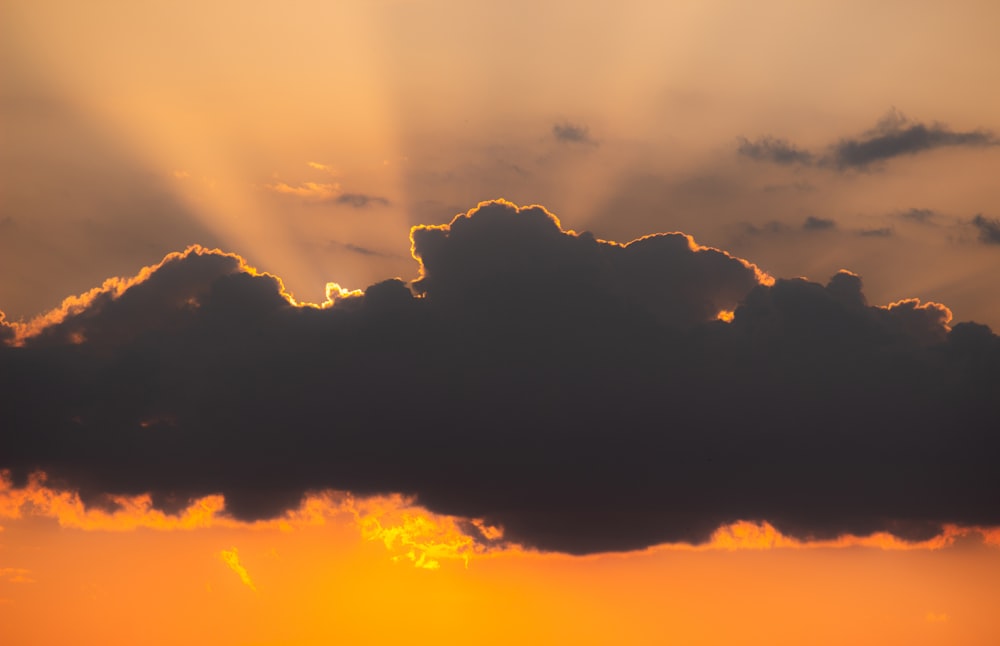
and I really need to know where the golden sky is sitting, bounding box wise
[2,1,1000,643]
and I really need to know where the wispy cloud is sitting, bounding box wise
[219,548,256,591]
[0,568,34,584]
[333,193,390,208]
[803,216,836,231]
[971,214,1000,245]
[737,136,813,165]
[264,181,340,201]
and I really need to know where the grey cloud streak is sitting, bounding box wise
[1,200,998,554]
[739,110,998,171]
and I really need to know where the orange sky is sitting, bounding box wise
[2,482,999,645]
[2,1,1000,643]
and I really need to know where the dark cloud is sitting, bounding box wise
[802,216,836,231]
[971,215,1000,245]
[552,122,598,146]
[333,193,390,208]
[2,200,998,555]
[739,110,998,172]
[858,227,893,237]
[737,136,813,165]
[328,240,395,258]
[828,109,998,170]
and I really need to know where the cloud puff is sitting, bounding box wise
[971,215,1000,245]
[552,122,598,146]
[1,200,998,555]
[739,110,998,171]
[802,216,836,231]
[333,193,390,208]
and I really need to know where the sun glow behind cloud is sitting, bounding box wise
[2,472,1000,644]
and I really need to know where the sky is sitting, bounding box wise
[2,1,1000,643]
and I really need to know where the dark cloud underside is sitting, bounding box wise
[1,201,998,554]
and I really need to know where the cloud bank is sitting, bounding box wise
[1,200,998,554]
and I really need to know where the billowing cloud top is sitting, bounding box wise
[1,200,998,554]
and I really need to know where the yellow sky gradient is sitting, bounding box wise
[2,480,999,645]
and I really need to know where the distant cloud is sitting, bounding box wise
[0,568,33,584]
[306,161,337,174]
[742,221,792,236]
[971,214,1000,245]
[803,216,836,231]
[219,548,256,591]
[264,181,340,201]
[1,200,998,555]
[333,193,390,208]
[737,136,813,165]
[552,122,598,145]
[899,207,938,223]
[328,240,394,258]
[858,227,893,237]
[828,109,998,170]
[762,180,816,193]
[739,109,998,171]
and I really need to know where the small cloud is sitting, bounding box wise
[740,109,998,172]
[264,181,340,201]
[858,227,892,237]
[0,568,34,584]
[307,161,337,175]
[553,122,598,146]
[219,548,256,591]
[971,214,1000,245]
[741,221,792,236]
[803,216,836,231]
[334,193,390,208]
[828,108,998,171]
[762,180,816,193]
[172,170,191,180]
[924,612,949,623]
[737,136,813,165]
[899,207,938,223]
[328,240,395,258]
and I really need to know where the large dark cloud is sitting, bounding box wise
[1,200,998,554]
[739,110,998,171]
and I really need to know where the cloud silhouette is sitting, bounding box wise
[802,216,836,231]
[828,109,998,170]
[552,122,598,146]
[739,110,998,171]
[737,136,813,165]
[1,200,998,554]
[971,215,1000,245]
